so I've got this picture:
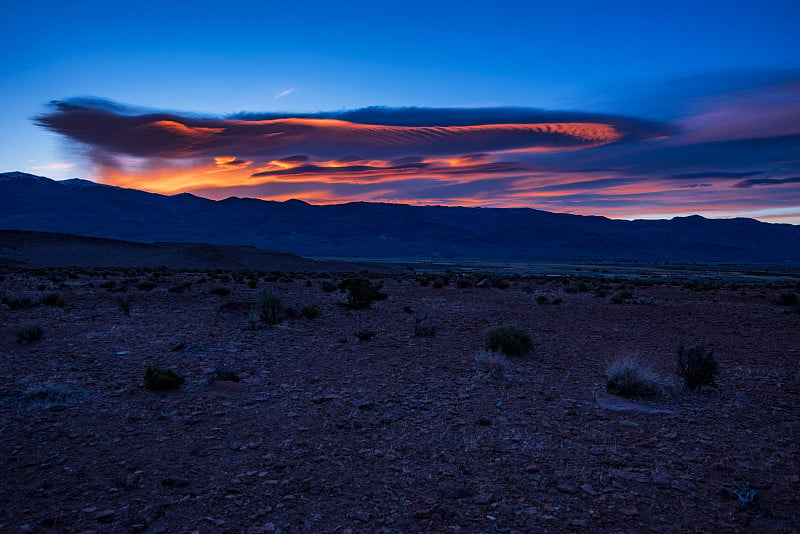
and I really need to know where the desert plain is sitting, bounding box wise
[1,266,799,533]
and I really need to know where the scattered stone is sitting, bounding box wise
[161,477,190,488]
[556,480,577,494]
[355,399,376,409]
[214,380,246,392]
[94,510,115,523]
[596,393,675,415]
[439,481,473,499]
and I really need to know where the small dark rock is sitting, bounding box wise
[95,510,115,523]
[161,477,190,488]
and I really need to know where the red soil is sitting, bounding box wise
[1,270,798,533]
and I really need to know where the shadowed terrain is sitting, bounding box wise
[0,267,798,532]
[3,172,800,263]
[0,230,384,272]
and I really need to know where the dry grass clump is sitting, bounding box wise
[606,357,662,398]
[475,350,506,380]
[252,290,285,326]
[14,323,44,344]
[23,383,86,409]
[484,324,532,357]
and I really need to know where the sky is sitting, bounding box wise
[3,0,800,223]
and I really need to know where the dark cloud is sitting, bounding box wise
[229,105,672,142]
[276,155,310,164]
[251,161,429,181]
[35,98,672,163]
[667,171,764,180]
[734,176,800,188]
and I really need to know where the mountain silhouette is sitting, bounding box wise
[2,171,799,263]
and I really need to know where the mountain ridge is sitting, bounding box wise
[2,171,799,263]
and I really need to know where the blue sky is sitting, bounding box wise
[3,1,800,221]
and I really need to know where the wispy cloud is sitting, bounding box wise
[32,162,75,170]
[273,88,295,100]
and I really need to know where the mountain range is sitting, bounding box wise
[2,171,799,263]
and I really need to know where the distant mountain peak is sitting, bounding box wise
[0,171,51,182]
[60,178,110,188]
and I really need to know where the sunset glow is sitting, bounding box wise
[4,1,798,223]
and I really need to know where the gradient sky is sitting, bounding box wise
[3,0,800,222]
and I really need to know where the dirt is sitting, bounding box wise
[1,269,799,533]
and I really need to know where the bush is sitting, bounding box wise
[775,292,798,306]
[116,294,135,316]
[211,286,231,297]
[137,281,157,291]
[321,281,337,293]
[302,304,321,319]
[356,328,376,341]
[144,366,185,391]
[168,281,192,293]
[340,278,387,309]
[610,290,633,304]
[14,324,44,343]
[414,316,438,337]
[209,365,240,383]
[475,350,506,380]
[252,290,285,325]
[677,345,718,391]
[484,324,532,357]
[42,293,66,307]
[492,278,509,289]
[3,296,37,310]
[606,358,662,398]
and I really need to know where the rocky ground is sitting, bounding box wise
[1,267,798,533]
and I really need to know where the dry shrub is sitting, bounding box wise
[677,345,718,391]
[484,324,532,357]
[606,357,662,398]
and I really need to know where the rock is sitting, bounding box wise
[94,510,115,523]
[126,470,144,488]
[580,484,597,496]
[596,393,674,415]
[439,481,473,499]
[474,493,493,504]
[161,477,190,488]
[556,480,577,494]
[214,380,246,392]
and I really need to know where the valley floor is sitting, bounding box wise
[1,268,798,533]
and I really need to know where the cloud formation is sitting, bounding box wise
[33,74,800,222]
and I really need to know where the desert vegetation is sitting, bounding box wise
[0,265,798,532]
[484,323,532,356]
[606,357,662,398]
